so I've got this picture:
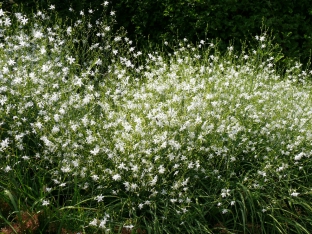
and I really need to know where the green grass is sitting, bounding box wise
[1,3,312,234]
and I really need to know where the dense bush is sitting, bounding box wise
[6,0,312,65]
[2,2,312,233]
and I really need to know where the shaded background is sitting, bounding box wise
[3,0,312,66]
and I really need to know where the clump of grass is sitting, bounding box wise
[1,2,312,233]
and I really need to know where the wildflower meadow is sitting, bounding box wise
[1,2,312,234]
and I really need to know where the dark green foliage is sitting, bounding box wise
[111,0,312,66]
[9,0,312,65]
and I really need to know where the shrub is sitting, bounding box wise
[1,3,312,233]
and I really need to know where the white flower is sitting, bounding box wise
[291,192,299,197]
[90,145,100,155]
[124,225,134,230]
[8,58,15,66]
[20,17,28,25]
[95,194,104,202]
[158,165,165,174]
[22,155,30,160]
[130,183,138,190]
[67,56,76,64]
[4,18,11,26]
[4,165,12,172]
[45,187,52,193]
[89,218,98,226]
[221,189,231,197]
[61,166,71,173]
[260,36,265,41]
[0,138,10,150]
[42,200,50,206]
[294,152,305,161]
[73,76,83,87]
[99,218,108,228]
[150,175,158,186]
[95,59,102,65]
[66,26,72,35]
[33,30,43,39]
[222,209,228,214]
[52,126,60,134]
[2,66,9,74]
[114,36,121,42]
[112,174,121,181]
[91,175,99,181]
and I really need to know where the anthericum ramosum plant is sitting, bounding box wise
[1,2,312,234]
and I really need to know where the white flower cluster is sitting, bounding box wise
[1,4,312,230]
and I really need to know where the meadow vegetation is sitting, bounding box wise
[1,2,312,234]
